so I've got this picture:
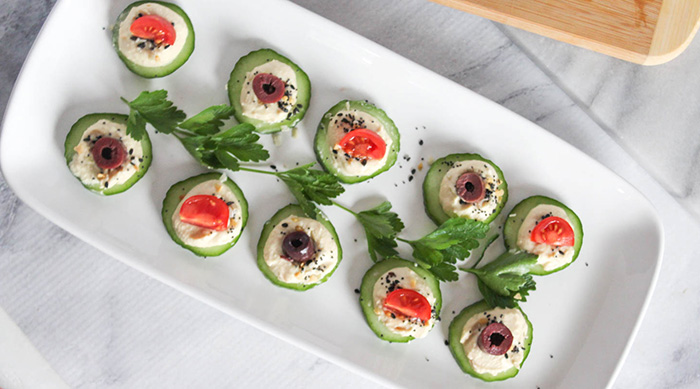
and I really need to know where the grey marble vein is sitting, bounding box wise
[1,0,700,388]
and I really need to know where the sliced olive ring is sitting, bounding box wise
[253,73,286,104]
[456,172,485,203]
[282,230,315,263]
[478,322,514,355]
[92,137,127,170]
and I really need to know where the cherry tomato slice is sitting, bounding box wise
[130,15,176,46]
[383,289,432,322]
[530,216,575,246]
[337,128,386,160]
[179,195,229,231]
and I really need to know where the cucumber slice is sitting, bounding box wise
[112,1,195,78]
[162,173,248,257]
[64,113,152,195]
[227,49,310,134]
[314,100,400,184]
[359,258,442,343]
[448,300,533,382]
[256,204,342,291]
[423,153,508,225]
[503,196,583,275]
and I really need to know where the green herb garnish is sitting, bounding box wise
[463,250,538,308]
[399,218,489,282]
[335,201,404,263]
[121,90,344,213]
[335,201,489,281]
[239,164,344,218]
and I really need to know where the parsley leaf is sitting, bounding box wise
[402,218,489,282]
[122,90,186,138]
[354,201,405,262]
[179,104,236,135]
[275,163,345,217]
[464,251,538,308]
[121,90,269,171]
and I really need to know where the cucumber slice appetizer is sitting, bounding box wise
[227,49,310,133]
[64,113,152,195]
[448,300,533,382]
[257,204,342,291]
[423,153,508,225]
[503,196,583,275]
[112,1,195,78]
[162,173,248,257]
[359,258,442,343]
[314,100,400,184]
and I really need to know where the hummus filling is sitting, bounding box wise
[68,119,143,190]
[460,307,529,375]
[171,176,244,248]
[516,204,576,271]
[117,3,189,68]
[372,266,437,338]
[438,159,504,221]
[240,60,298,123]
[263,215,338,285]
[326,103,392,177]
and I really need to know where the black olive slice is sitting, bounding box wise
[282,230,315,263]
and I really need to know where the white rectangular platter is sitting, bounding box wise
[0,0,663,387]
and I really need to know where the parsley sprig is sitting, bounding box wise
[335,201,404,263]
[335,201,488,282]
[121,90,343,215]
[462,251,538,308]
[241,164,344,218]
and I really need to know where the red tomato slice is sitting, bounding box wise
[130,14,176,46]
[179,195,229,231]
[337,128,386,160]
[383,289,432,322]
[530,216,575,246]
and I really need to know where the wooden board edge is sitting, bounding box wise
[429,0,650,64]
[643,0,700,65]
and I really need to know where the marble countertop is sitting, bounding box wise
[1,0,699,387]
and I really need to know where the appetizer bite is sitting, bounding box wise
[162,173,248,257]
[315,100,400,183]
[227,49,310,133]
[113,1,195,78]
[64,113,152,195]
[423,153,507,225]
[257,204,342,290]
[360,258,441,342]
[449,300,532,382]
[503,196,583,275]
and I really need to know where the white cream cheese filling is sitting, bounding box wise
[117,3,189,67]
[171,176,244,248]
[372,266,437,339]
[460,307,529,375]
[240,60,298,123]
[68,119,143,190]
[438,160,504,221]
[263,215,338,285]
[326,103,392,177]
[516,204,575,271]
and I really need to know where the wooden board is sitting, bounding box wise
[430,0,700,65]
